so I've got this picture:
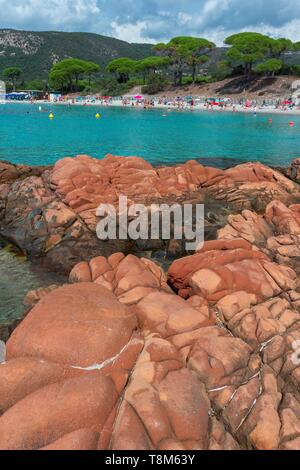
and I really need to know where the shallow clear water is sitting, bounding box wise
[0,103,299,167]
[0,243,63,327]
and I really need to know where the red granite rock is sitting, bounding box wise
[1,155,299,272]
[168,239,296,301]
[218,200,300,273]
[1,249,300,450]
[1,156,300,451]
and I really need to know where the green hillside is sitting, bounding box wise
[0,29,153,81]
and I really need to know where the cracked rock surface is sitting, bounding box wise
[1,156,300,450]
[1,244,300,450]
[1,155,299,273]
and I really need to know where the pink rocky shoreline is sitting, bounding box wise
[0,154,299,272]
[1,155,300,450]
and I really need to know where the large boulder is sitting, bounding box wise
[0,272,223,451]
[0,173,130,272]
[218,200,300,273]
[6,283,137,367]
[204,162,299,211]
[168,239,296,301]
[2,250,300,450]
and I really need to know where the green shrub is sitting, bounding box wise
[141,73,168,94]
[182,76,193,85]
[127,78,144,87]
[254,59,283,76]
[182,75,215,85]
[24,80,46,91]
[291,65,300,77]
[213,61,233,80]
[77,79,90,92]
[99,77,132,96]
[195,75,214,84]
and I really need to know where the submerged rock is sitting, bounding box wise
[0,341,5,363]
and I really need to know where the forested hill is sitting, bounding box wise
[0,29,153,80]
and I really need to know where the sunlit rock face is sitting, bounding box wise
[1,245,300,450]
[1,156,300,450]
[1,155,299,273]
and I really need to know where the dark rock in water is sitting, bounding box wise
[167,239,185,258]
[0,340,5,363]
[0,160,50,184]
[287,158,300,184]
[196,156,243,169]
[134,239,166,252]
[150,249,167,260]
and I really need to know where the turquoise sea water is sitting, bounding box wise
[0,102,300,168]
[0,242,64,329]
[1,103,299,330]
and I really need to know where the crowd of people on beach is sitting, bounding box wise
[46,93,300,114]
[121,95,299,112]
[5,89,300,115]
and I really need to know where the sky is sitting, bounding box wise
[0,0,300,45]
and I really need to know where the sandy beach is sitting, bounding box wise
[7,97,300,117]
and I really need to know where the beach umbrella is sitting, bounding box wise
[134,95,143,100]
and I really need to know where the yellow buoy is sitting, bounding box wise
[49,112,54,119]
[95,113,101,119]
